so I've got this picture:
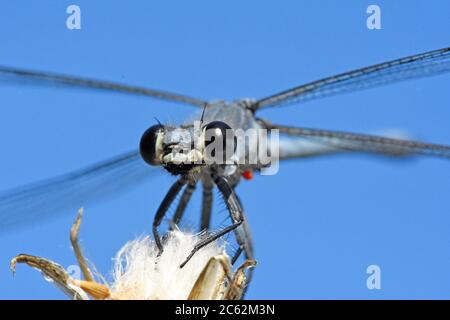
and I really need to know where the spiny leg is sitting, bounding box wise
[231,247,243,265]
[217,179,254,265]
[180,221,242,268]
[180,174,251,268]
[211,176,255,298]
[232,193,255,296]
[170,182,196,228]
[200,181,213,232]
[215,176,254,269]
[233,193,254,261]
[229,220,254,266]
[153,176,188,254]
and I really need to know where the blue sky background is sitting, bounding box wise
[0,1,449,299]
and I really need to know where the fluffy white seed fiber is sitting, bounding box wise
[109,230,227,300]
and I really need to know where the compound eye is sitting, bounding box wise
[203,121,236,163]
[140,124,164,166]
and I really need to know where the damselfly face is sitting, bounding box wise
[140,120,238,175]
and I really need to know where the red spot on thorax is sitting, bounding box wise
[242,170,253,180]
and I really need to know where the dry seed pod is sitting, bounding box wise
[11,208,255,300]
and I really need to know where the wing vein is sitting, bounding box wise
[254,47,450,110]
[265,123,450,159]
[0,65,207,107]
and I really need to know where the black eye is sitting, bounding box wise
[203,121,236,163]
[140,124,164,166]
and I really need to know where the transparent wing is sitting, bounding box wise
[254,47,450,110]
[278,133,411,160]
[278,137,356,159]
[264,122,450,159]
[0,150,159,233]
[0,65,207,107]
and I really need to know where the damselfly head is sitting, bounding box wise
[140,120,237,175]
